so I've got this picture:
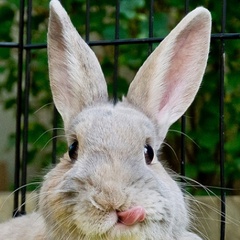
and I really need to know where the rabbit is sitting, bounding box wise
[0,0,211,239]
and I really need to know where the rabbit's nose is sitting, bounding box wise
[117,206,146,226]
[91,185,129,212]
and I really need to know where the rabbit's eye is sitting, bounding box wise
[68,141,78,161]
[144,144,154,165]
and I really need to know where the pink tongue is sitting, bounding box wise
[117,206,146,226]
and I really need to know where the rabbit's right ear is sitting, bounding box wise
[127,7,211,141]
[48,0,108,129]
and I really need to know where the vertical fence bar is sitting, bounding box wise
[13,0,25,217]
[148,0,154,54]
[20,0,32,214]
[85,0,90,43]
[184,0,189,13]
[50,1,57,165]
[51,0,60,165]
[180,0,190,177]
[52,107,58,164]
[180,117,186,176]
[220,1,226,239]
[113,0,120,103]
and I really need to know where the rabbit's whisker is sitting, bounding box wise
[168,129,200,148]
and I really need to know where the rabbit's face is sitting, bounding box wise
[40,104,188,240]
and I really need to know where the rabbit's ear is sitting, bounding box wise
[48,0,108,128]
[127,7,211,141]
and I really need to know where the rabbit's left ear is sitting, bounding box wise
[48,0,108,128]
[126,7,211,141]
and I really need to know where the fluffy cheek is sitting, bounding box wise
[39,160,76,224]
[64,183,115,235]
[40,184,71,226]
[73,202,118,235]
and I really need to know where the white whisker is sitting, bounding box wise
[168,129,200,148]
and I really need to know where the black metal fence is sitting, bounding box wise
[0,0,240,239]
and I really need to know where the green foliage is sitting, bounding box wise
[0,0,240,195]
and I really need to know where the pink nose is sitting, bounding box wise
[117,206,146,226]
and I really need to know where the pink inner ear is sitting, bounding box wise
[157,26,205,123]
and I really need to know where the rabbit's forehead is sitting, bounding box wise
[72,104,156,145]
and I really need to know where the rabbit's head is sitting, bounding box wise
[39,1,211,239]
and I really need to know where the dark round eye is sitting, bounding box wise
[144,144,154,165]
[68,141,78,161]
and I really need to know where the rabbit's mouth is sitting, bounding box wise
[81,207,146,238]
[116,206,146,226]
[106,210,146,239]
[104,207,146,238]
